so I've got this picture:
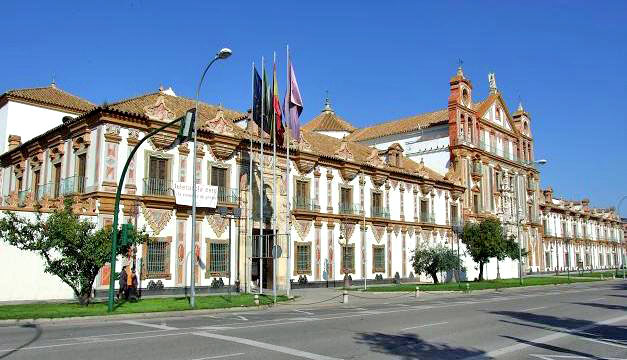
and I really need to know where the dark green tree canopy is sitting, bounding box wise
[411,243,463,284]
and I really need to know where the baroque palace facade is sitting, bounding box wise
[0,68,624,302]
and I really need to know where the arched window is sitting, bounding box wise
[462,88,469,106]
[496,108,501,122]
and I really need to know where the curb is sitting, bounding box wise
[0,301,287,327]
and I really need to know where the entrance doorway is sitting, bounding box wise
[251,229,274,290]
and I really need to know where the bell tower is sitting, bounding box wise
[448,64,475,146]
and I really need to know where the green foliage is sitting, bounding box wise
[461,217,523,281]
[411,243,463,284]
[0,200,148,305]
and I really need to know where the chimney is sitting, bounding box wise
[8,135,22,150]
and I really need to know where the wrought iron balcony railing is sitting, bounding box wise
[293,197,320,212]
[60,176,87,196]
[371,207,390,219]
[143,178,173,196]
[217,186,239,205]
[419,213,435,224]
[36,183,53,200]
[17,189,30,207]
[339,203,361,216]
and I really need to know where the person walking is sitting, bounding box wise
[117,265,128,301]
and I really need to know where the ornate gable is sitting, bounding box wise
[144,95,175,122]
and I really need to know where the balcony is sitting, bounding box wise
[217,186,239,205]
[17,189,30,207]
[371,207,390,219]
[293,197,320,212]
[419,212,435,224]
[339,203,362,216]
[60,176,87,196]
[36,183,53,200]
[143,178,173,197]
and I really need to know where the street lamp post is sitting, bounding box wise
[190,48,232,308]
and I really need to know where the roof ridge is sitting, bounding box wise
[361,107,447,129]
[52,86,96,105]
[106,90,162,107]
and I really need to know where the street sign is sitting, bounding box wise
[272,244,282,259]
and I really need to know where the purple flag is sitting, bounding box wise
[285,60,303,140]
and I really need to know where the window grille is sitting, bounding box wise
[373,246,385,272]
[147,241,167,274]
[209,243,229,273]
[341,246,355,273]
[295,243,311,273]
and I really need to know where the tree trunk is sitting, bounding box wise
[429,272,439,284]
[77,286,93,306]
[496,260,501,280]
[478,261,485,281]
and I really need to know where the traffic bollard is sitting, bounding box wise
[342,290,348,304]
[254,294,259,306]
[466,283,470,293]
[601,274,604,280]
[415,286,420,298]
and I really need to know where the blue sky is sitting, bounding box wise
[2,1,626,215]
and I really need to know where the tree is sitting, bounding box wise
[460,218,502,281]
[411,243,463,284]
[0,200,148,305]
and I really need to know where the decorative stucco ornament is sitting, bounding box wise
[140,203,173,236]
[207,213,229,238]
[144,95,175,122]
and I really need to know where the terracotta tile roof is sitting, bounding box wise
[301,131,444,181]
[108,91,247,124]
[302,109,356,133]
[347,108,449,142]
[3,85,95,113]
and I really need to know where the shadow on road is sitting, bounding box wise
[490,310,627,358]
[0,324,42,359]
[355,332,488,359]
[571,302,627,312]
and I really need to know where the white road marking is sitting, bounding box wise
[576,336,627,349]
[588,297,605,301]
[236,316,248,321]
[190,353,246,360]
[121,320,178,330]
[400,321,449,331]
[294,309,315,315]
[521,306,548,312]
[193,332,343,360]
[531,355,626,360]
[396,303,410,307]
[0,331,190,353]
[463,314,627,360]
[0,284,612,355]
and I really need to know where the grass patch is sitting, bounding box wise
[562,270,624,278]
[363,276,601,292]
[0,294,288,320]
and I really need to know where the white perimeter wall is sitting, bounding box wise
[0,211,76,302]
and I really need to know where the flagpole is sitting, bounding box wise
[272,51,277,304]
[285,44,292,298]
[259,56,264,295]
[248,61,254,294]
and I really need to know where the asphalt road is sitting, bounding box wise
[1,280,625,360]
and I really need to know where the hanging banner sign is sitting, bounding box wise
[173,182,218,208]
